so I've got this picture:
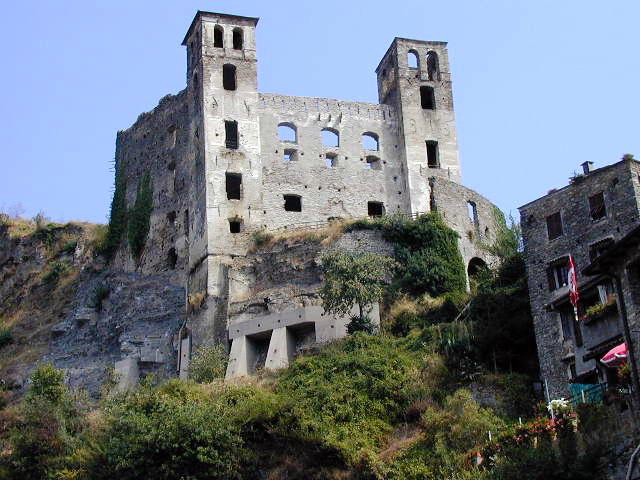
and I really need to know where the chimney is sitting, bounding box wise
[581,161,594,175]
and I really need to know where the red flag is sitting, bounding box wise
[568,255,579,312]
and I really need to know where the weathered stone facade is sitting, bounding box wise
[112,11,501,377]
[519,158,640,399]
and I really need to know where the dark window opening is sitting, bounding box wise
[589,237,614,262]
[167,248,178,270]
[546,257,569,291]
[426,51,439,81]
[283,149,297,162]
[166,211,176,225]
[368,201,385,217]
[226,173,242,200]
[468,257,487,277]
[214,26,224,48]
[426,141,439,168]
[232,28,243,50]
[589,192,606,220]
[225,120,238,149]
[560,307,583,347]
[184,210,189,235]
[223,64,237,91]
[229,219,242,234]
[326,153,337,168]
[284,194,302,212]
[365,155,381,170]
[546,212,563,240]
[420,86,435,109]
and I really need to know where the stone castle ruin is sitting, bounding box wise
[111,11,501,379]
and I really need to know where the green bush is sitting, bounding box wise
[346,315,375,334]
[275,334,419,464]
[84,380,243,480]
[251,229,273,248]
[28,364,66,405]
[127,172,153,260]
[60,240,77,255]
[90,283,111,312]
[42,260,69,285]
[0,323,13,349]
[103,160,128,260]
[189,344,228,383]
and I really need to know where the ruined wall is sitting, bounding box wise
[430,176,499,272]
[519,158,640,398]
[111,91,198,284]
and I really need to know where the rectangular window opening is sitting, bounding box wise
[420,86,435,110]
[225,172,242,200]
[368,201,385,217]
[589,192,606,220]
[229,218,242,234]
[284,194,302,212]
[426,141,439,168]
[283,149,297,162]
[546,212,563,240]
[546,257,569,291]
[225,120,238,149]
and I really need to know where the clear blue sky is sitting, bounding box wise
[2,1,639,223]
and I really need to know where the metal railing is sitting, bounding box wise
[568,382,608,406]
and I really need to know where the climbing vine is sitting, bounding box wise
[127,172,153,260]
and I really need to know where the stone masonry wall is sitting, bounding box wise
[519,158,640,398]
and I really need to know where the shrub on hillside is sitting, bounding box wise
[127,172,153,260]
[189,344,228,383]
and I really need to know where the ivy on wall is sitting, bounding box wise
[103,160,128,260]
[127,172,153,260]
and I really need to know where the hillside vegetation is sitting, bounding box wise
[0,213,620,479]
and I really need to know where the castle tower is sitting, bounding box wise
[376,38,461,213]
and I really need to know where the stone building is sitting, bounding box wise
[111,11,500,378]
[519,157,640,399]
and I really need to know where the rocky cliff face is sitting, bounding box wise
[0,218,185,399]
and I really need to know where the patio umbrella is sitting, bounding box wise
[600,342,627,367]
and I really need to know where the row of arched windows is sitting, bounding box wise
[407,50,440,81]
[213,25,243,50]
[277,123,380,150]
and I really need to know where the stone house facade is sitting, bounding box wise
[111,11,501,378]
[519,157,640,399]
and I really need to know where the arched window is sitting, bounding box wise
[426,51,440,81]
[232,28,243,50]
[408,50,419,69]
[214,25,224,48]
[321,128,339,147]
[362,132,379,151]
[278,123,297,142]
[223,64,236,91]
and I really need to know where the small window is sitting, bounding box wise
[368,201,385,217]
[225,120,238,149]
[362,132,379,151]
[167,247,178,269]
[223,64,236,91]
[589,238,614,262]
[326,153,337,168]
[546,212,563,240]
[426,51,439,81]
[214,25,224,48]
[232,28,243,50]
[278,123,297,142]
[560,308,573,341]
[546,257,569,291]
[229,218,242,234]
[420,86,435,110]
[426,141,439,168]
[408,50,419,69]
[225,173,242,200]
[184,210,189,236]
[589,192,606,220]
[365,155,381,170]
[321,128,339,147]
[166,211,176,225]
[284,194,302,212]
[283,149,297,162]
[467,201,478,224]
